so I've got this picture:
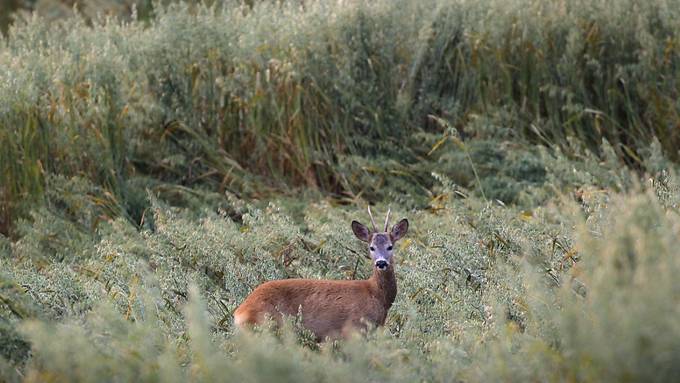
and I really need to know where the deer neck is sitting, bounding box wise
[370,265,397,310]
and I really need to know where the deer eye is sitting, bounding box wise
[387,245,393,251]
[370,246,375,251]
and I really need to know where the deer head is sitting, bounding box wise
[351,207,409,271]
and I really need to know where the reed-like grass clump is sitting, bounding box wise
[2,0,680,233]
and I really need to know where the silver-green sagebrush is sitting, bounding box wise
[2,178,680,382]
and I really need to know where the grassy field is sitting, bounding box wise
[1,0,680,381]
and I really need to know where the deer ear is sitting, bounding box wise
[351,221,371,242]
[390,219,409,242]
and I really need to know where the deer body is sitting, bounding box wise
[234,208,408,341]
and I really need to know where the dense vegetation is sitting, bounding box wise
[1,0,679,381]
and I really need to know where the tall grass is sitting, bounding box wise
[2,0,680,234]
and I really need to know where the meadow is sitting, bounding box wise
[1,0,680,381]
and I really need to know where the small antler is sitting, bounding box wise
[383,207,391,232]
[367,205,378,232]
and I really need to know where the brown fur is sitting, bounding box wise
[234,265,397,341]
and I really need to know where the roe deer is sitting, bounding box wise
[234,207,408,341]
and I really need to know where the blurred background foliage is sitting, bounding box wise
[1,0,155,33]
[1,0,679,236]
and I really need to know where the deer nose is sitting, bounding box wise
[375,260,388,270]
